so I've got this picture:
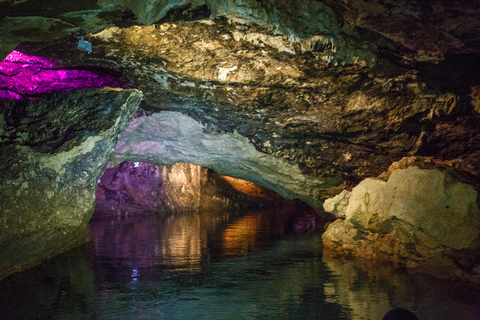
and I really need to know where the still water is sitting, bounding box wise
[1,205,480,320]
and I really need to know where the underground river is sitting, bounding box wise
[1,201,480,320]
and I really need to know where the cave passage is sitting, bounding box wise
[2,167,480,319]
[90,160,326,261]
[1,0,480,316]
[92,160,328,256]
[92,160,320,223]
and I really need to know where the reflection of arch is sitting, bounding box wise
[111,111,342,210]
[223,214,262,256]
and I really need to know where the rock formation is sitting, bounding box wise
[0,88,142,277]
[95,161,167,216]
[110,111,341,208]
[16,12,480,186]
[0,0,480,281]
[323,161,480,282]
[94,161,288,217]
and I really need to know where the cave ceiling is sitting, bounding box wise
[1,0,480,187]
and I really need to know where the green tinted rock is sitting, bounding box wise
[0,88,142,279]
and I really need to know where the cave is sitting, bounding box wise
[1,0,480,318]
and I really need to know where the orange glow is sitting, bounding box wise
[222,214,262,256]
[221,176,271,198]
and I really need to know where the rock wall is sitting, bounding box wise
[0,88,142,279]
[3,0,478,64]
[2,0,480,190]
[322,165,480,282]
[16,16,480,188]
[0,0,480,282]
[94,160,291,217]
[161,162,205,212]
[95,161,167,216]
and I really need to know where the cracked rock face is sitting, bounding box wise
[17,14,479,187]
[3,1,480,185]
[94,161,286,217]
[0,88,142,279]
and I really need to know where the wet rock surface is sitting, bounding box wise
[1,0,479,62]
[0,50,125,99]
[323,163,480,282]
[0,0,479,188]
[110,111,341,209]
[95,161,167,216]
[17,16,480,186]
[0,88,142,279]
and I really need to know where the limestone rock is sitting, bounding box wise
[0,88,142,279]
[3,0,478,64]
[95,161,167,216]
[94,160,293,218]
[323,165,480,280]
[20,16,479,185]
[0,0,480,282]
[323,190,350,218]
[344,167,480,250]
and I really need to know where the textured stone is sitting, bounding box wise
[0,88,142,279]
[95,161,167,216]
[1,0,478,64]
[323,165,480,281]
[0,0,480,283]
[19,16,479,185]
[344,167,480,250]
[94,161,287,217]
[323,190,350,218]
[110,111,341,209]
[0,50,125,99]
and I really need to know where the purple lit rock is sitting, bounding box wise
[95,162,167,216]
[0,51,123,99]
[0,89,21,99]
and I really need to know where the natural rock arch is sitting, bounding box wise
[110,111,342,209]
[0,88,336,279]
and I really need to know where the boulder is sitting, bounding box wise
[0,88,142,279]
[323,165,480,280]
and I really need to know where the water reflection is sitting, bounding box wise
[223,214,262,256]
[89,202,317,277]
[1,205,480,320]
[322,255,480,320]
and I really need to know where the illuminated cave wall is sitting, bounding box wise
[1,0,480,283]
[93,161,291,218]
[0,50,124,99]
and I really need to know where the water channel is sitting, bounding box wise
[2,201,480,320]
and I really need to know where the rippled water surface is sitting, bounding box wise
[2,205,480,320]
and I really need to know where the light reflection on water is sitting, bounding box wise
[1,204,480,320]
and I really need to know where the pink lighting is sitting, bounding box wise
[0,51,123,99]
